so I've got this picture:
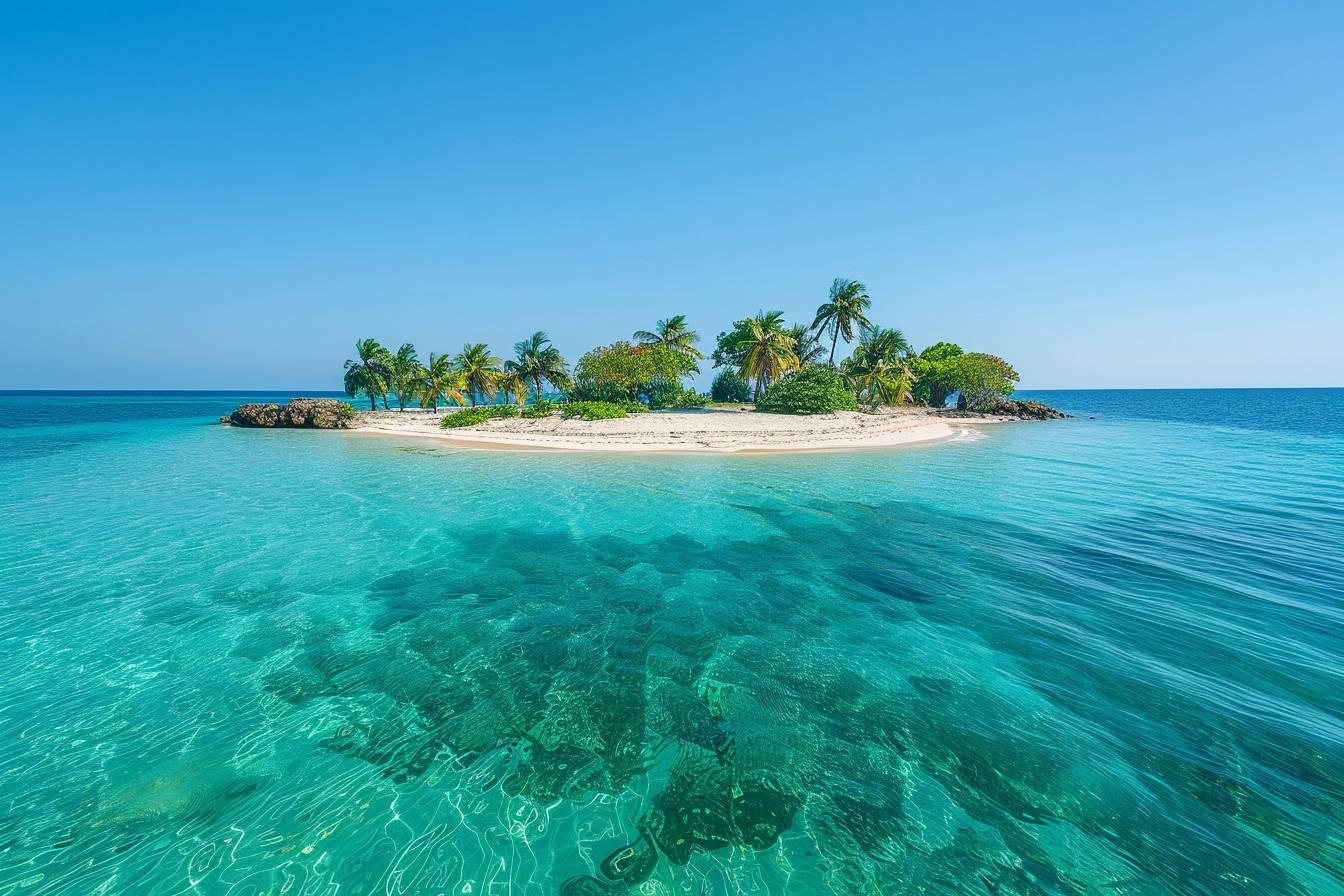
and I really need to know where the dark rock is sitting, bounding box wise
[974,399,1068,420]
[226,398,355,429]
[227,403,281,427]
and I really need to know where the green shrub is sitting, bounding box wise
[561,401,630,421]
[440,404,517,428]
[646,377,707,409]
[617,399,648,414]
[756,366,859,415]
[521,399,556,419]
[567,380,629,403]
[710,369,751,403]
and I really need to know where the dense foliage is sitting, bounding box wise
[561,401,637,421]
[842,326,915,407]
[520,399,556,419]
[440,404,518,428]
[571,341,699,404]
[946,353,1020,409]
[909,342,964,407]
[907,343,1018,408]
[710,369,751,403]
[645,377,706,409]
[756,366,859,415]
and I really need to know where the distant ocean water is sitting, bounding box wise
[0,389,1341,895]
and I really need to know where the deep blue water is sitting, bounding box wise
[0,389,1341,895]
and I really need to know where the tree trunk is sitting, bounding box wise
[534,374,542,402]
[369,392,377,410]
[828,329,839,366]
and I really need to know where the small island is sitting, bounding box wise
[225,279,1064,452]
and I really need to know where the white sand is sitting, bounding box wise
[351,406,983,453]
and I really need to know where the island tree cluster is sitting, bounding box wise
[343,281,1021,415]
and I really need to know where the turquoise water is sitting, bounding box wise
[1,389,1341,895]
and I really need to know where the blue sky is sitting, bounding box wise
[2,1,1340,389]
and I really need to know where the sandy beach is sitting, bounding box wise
[350,406,990,453]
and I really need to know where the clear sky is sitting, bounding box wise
[2,1,1340,390]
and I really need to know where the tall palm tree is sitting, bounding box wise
[787,323,827,367]
[842,325,916,406]
[418,352,468,410]
[453,343,502,407]
[506,331,570,401]
[343,338,389,410]
[386,343,421,411]
[812,278,873,366]
[634,315,703,359]
[736,311,800,401]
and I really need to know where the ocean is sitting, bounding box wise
[0,389,1340,895]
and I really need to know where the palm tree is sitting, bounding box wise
[844,359,914,407]
[506,331,570,402]
[787,323,827,367]
[453,343,502,407]
[386,343,421,411]
[842,326,916,406]
[736,311,800,401]
[499,370,530,406]
[812,278,873,366]
[634,315,703,359]
[343,338,389,410]
[854,325,912,363]
[418,352,468,410]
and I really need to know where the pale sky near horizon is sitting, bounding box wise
[2,2,1341,390]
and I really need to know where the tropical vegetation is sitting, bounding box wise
[386,343,421,411]
[841,326,915,408]
[634,315,703,359]
[419,352,467,410]
[735,311,800,401]
[440,405,517,428]
[571,341,699,404]
[341,278,1026,421]
[506,331,570,402]
[343,338,390,410]
[812,278,872,366]
[755,365,859,415]
[710,369,752,403]
[521,399,556,419]
[561,400,645,421]
[453,343,503,407]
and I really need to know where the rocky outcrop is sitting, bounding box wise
[223,398,356,429]
[936,400,1068,420]
[977,399,1069,419]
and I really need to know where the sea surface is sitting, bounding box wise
[0,388,1341,896]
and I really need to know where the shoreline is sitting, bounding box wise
[345,407,999,454]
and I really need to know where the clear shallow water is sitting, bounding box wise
[0,390,1341,896]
